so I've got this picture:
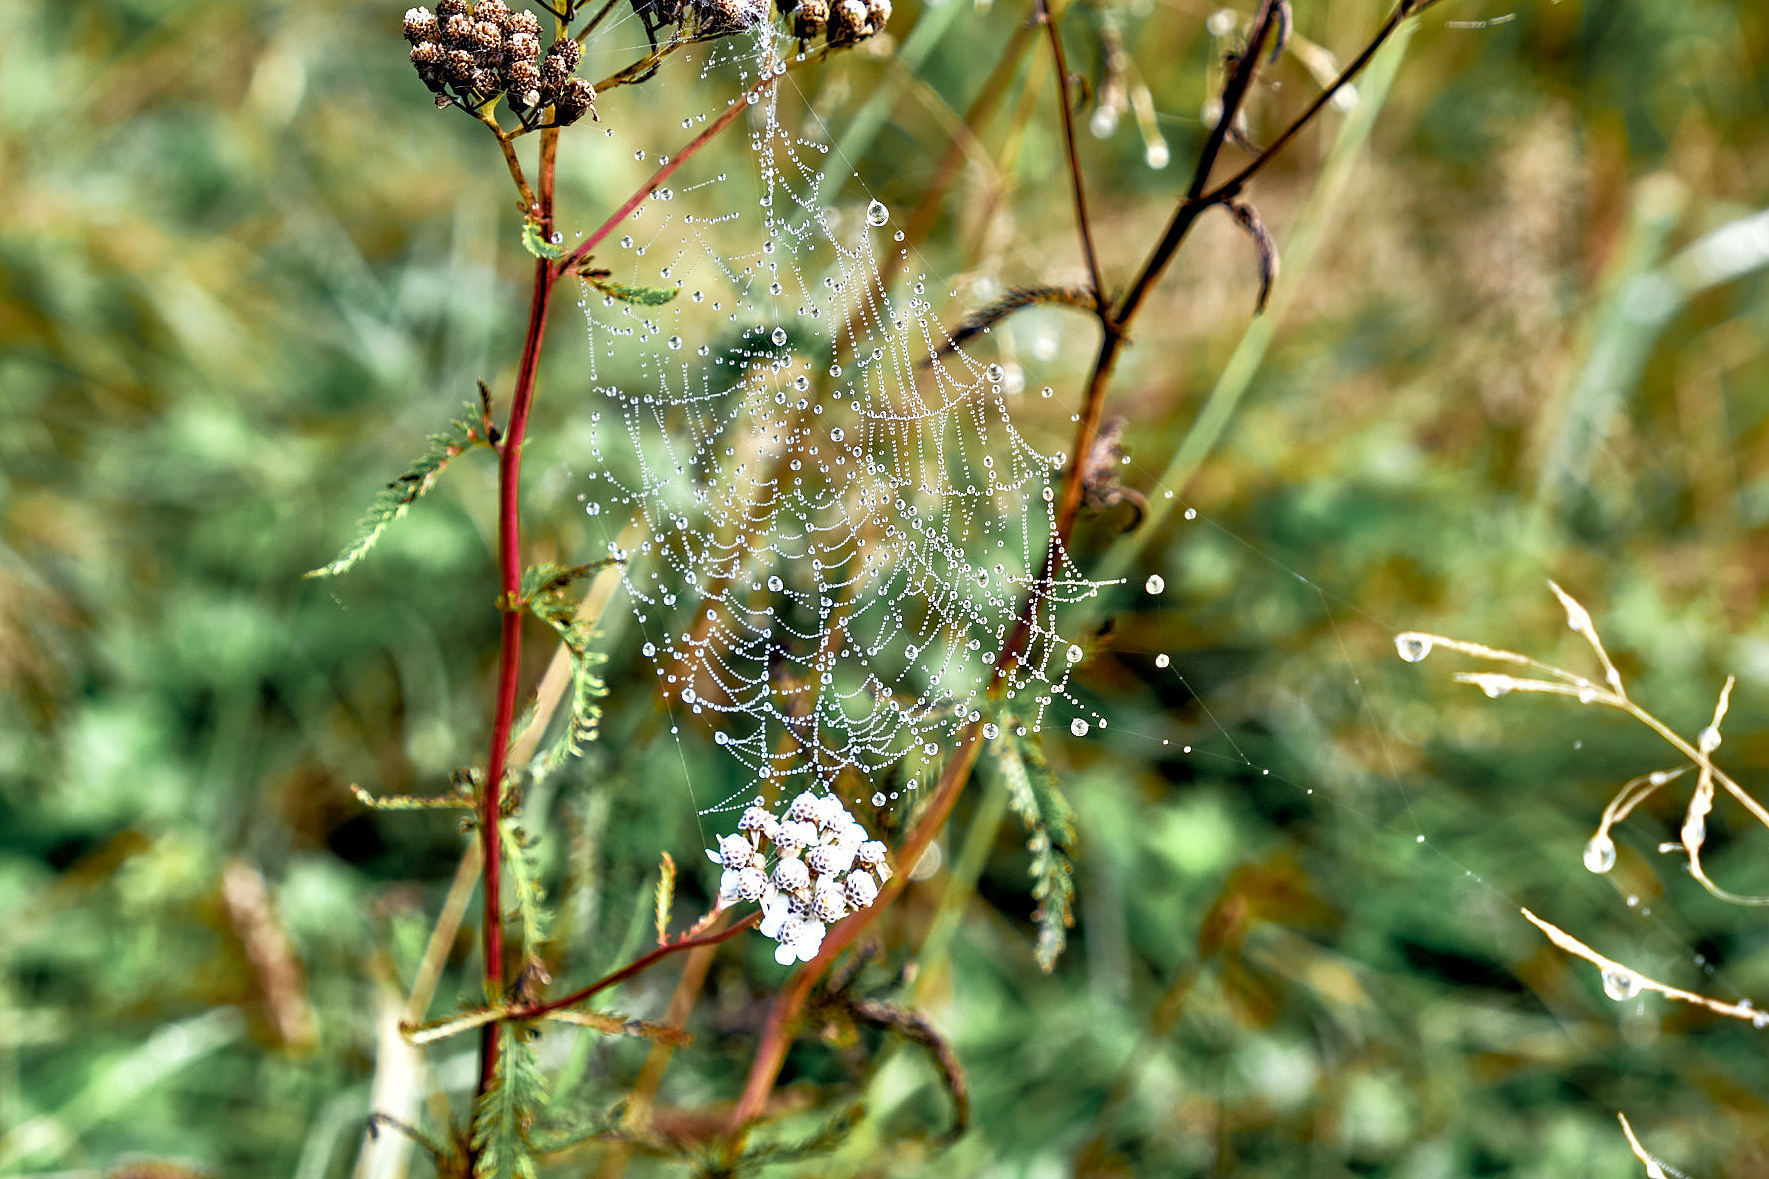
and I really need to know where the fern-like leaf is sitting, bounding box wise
[472,1026,547,1179]
[307,404,490,578]
[541,1009,691,1046]
[499,820,552,969]
[350,782,475,811]
[992,719,1078,972]
[584,276,678,305]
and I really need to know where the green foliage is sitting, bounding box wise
[582,275,679,305]
[472,1027,548,1179]
[989,718,1077,972]
[521,219,567,260]
[307,403,491,579]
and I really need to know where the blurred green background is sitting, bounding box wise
[5,0,1769,1174]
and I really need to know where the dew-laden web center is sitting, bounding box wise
[576,45,1109,810]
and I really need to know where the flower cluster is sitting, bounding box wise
[405,1,595,125]
[706,792,892,965]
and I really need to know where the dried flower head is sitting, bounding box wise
[404,7,441,44]
[791,0,828,40]
[863,0,889,34]
[553,77,596,127]
[826,0,868,46]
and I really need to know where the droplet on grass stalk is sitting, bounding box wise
[1601,968,1641,1001]
[1394,633,1433,663]
[1583,833,1616,874]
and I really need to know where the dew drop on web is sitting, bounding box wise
[1145,574,1165,595]
[1601,968,1640,1002]
[865,199,889,226]
[1583,833,1616,874]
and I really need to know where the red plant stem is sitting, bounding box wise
[469,75,779,1141]
[559,76,775,275]
[507,912,761,1020]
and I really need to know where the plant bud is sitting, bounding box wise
[506,31,542,61]
[475,0,511,23]
[826,0,866,44]
[505,9,541,36]
[404,7,440,43]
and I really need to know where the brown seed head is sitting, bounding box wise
[475,0,512,23]
[543,36,582,73]
[442,12,476,45]
[791,0,827,38]
[505,58,542,107]
[862,0,888,34]
[471,19,504,58]
[826,0,866,44]
[404,7,440,43]
[444,46,478,84]
[553,77,596,126]
[506,30,541,61]
[505,9,541,36]
[472,66,503,95]
[437,0,470,16]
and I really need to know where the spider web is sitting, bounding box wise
[573,35,1109,806]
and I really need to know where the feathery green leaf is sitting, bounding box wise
[306,403,490,578]
[991,718,1077,972]
[472,1026,547,1179]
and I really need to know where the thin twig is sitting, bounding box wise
[1036,0,1106,313]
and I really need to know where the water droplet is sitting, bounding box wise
[1183,507,1197,521]
[1070,718,1090,737]
[585,502,601,516]
[1394,633,1433,663]
[865,199,889,227]
[982,722,1000,739]
[771,326,788,346]
[1145,575,1165,595]
[1154,653,1170,668]
[1583,834,1616,874]
[1601,968,1641,1002]
[1066,644,1084,664]
[642,642,657,657]
[871,791,886,806]
[668,336,683,350]
[984,363,1005,383]
[830,426,844,442]
[767,575,784,592]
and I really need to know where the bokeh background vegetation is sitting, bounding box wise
[5,0,1769,1174]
